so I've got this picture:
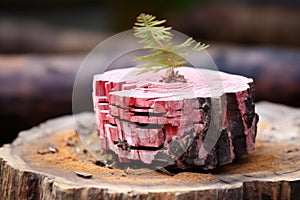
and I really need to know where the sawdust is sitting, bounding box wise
[25,129,299,184]
[26,130,215,184]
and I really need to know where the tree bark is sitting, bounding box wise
[0,102,300,199]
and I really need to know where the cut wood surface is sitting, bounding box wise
[0,102,300,199]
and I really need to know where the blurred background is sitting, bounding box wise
[0,0,299,146]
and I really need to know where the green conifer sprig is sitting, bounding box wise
[133,13,209,75]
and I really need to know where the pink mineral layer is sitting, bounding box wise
[92,67,258,169]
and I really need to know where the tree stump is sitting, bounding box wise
[0,101,300,199]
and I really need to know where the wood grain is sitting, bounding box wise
[0,102,299,199]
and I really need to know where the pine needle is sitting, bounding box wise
[133,13,209,74]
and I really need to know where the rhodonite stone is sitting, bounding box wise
[92,67,258,169]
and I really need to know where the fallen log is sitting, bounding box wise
[0,102,299,199]
[92,67,258,169]
[172,3,300,47]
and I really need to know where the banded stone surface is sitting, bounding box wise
[93,67,258,169]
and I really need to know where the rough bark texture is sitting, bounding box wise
[0,102,299,199]
[93,67,258,169]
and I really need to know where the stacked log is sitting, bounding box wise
[92,67,259,169]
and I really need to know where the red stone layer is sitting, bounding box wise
[93,67,258,169]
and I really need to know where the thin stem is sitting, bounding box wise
[141,14,175,68]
